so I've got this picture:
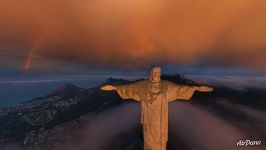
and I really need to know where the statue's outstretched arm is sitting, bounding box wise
[195,85,214,92]
[166,82,213,102]
[100,82,143,101]
[100,85,116,91]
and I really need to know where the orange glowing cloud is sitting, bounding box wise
[0,0,266,70]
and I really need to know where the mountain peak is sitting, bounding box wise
[53,84,81,93]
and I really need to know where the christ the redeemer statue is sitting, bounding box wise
[101,66,213,150]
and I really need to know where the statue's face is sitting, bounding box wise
[150,67,161,83]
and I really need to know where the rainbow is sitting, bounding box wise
[23,32,46,73]
[23,40,41,71]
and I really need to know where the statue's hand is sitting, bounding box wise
[197,86,214,92]
[100,85,116,91]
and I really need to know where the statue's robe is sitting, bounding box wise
[115,79,197,150]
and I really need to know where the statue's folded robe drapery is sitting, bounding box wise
[115,80,196,150]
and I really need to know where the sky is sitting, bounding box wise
[0,0,266,78]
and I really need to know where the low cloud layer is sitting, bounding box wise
[169,102,247,150]
[2,101,265,150]
[52,102,264,150]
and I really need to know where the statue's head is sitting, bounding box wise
[149,66,161,83]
